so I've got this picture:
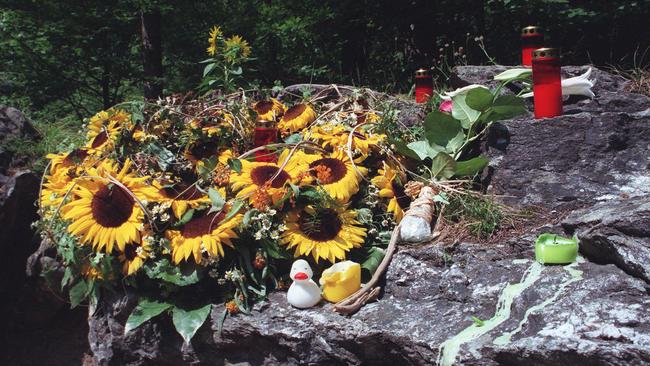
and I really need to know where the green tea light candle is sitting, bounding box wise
[534,233,579,264]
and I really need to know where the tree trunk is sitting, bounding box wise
[140,10,163,100]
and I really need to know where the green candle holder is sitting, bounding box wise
[535,233,579,264]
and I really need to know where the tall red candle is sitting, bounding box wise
[253,117,278,162]
[532,48,562,119]
[521,26,544,67]
[415,68,433,104]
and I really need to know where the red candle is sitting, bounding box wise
[521,26,544,67]
[253,117,278,162]
[415,68,433,104]
[532,48,562,119]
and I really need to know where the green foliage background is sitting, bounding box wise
[1,0,648,159]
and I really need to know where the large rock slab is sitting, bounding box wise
[86,240,650,366]
[449,66,650,210]
[563,197,650,283]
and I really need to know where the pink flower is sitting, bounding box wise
[439,100,453,113]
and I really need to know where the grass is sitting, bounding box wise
[442,192,504,240]
[1,114,84,173]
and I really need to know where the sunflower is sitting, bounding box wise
[310,123,385,159]
[46,148,91,176]
[62,159,158,253]
[207,26,222,56]
[278,103,317,133]
[165,207,242,264]
[305,151,367,202]
[156,182,214,219]
[41,170,75,209]
[85,109,130,154]
[184,140,221,165]
[281,205,366,263]
[230,150,308,209]
[224,34,251,60]
[118,234,152,275]
[253,98,286,121]
[190,110,234,136]
[371,162,412,223]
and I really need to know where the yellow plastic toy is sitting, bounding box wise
[319,261,361,303]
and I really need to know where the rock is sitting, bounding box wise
[83,238,650,365]
[0,106,40,174]
[449,66,650,210]
[0,170,40,298]
[562,197,650,283]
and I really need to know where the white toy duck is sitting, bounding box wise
[287,259,321,309]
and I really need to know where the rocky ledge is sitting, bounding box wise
[24,66,650,365]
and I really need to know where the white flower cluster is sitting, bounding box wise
[250,209,285,241]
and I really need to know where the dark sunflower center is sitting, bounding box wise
[283,104,307,120]
[159,183,203,201]
[63,149,88,166]
[309,158,347,184]
[181,211,226,238]
[91,184,135,228]
[298,208,342,242]
[189,142,219,160]
[91,131,109,149]
[123,243,139,260]
[250,166,290,188]
[254,101,274,114]
[391,180,412,210]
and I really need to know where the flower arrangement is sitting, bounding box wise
[36,26,527,342]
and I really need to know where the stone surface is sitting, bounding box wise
[0,105,40,174]
[454,65,650,210]
[562,197,650,283]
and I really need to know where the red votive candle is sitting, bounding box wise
[521,26,544,67]
[253,117,278,162]
[532,48,562,119]
[415,68,433,104]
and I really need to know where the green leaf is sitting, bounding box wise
[144,259,201,286]
[491,95,527,119]
[223,200,245,222]
[471,316,485,327]
[445,132,466,155]
[208,188,225,211]
[124,298,172,334]
[176,208,195,226]
[172,304,212,344]
[390,139,421,161]
[230,66,243,75]
[355,208,373,225]
[424,111,463,148]
[361,247,385,276]
[430,152,456,179]
[284,133,302,144]
[465,87,494,111]
[451,94,481,128]
[69,280,91,308]
[406,141,442,160]
[454,156,490,177]
[242,209,255,227]
[203,63,216,77]
[61,267,73,290]
[143,144,175,170]
[493,68,532,81]
[228,159,242,173]
[215,309,229,337]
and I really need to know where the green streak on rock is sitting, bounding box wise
[436,261,544,366]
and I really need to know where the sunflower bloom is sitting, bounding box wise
[207,26,222,56]
[224,34,251,60]
[85,109,131,154]
[165,208,242,264]
[304,151,367,202]
[62,159,158,253]
[253,98,286,121]
[230,150,309,206]
[118,234,152,275]
[310,123,385,160]
[156,182,214,219]
[278,103,317,133]
[371,162,412,223]
[281,206,366,263]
